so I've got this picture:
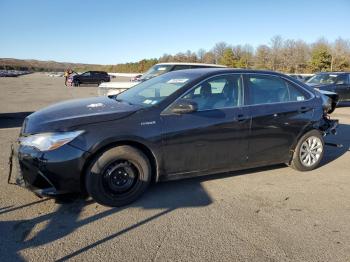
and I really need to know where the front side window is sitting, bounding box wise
[306,73,338,85]
[247,75,306,105]
[182,74,243,111]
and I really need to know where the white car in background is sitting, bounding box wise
[47,72,64,77]
[98,62,226,96]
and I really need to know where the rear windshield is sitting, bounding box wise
[139,64,173,81]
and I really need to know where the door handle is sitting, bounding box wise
[237,114,249,122]
[299,107,311,113]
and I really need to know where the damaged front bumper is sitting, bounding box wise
[8,143,58,197]
[7,141,87,197]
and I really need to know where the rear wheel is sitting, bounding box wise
[290,130,324,171]
[85,146,151,207]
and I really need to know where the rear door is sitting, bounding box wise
[244,74,314,166]
[91,72,102,83]
[161,74,250,176]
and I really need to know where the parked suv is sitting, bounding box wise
[72,71,110,86]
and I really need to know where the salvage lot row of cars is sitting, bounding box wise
[0,70,31,77]
[10,66,342,207]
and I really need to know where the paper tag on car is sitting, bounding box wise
[143,99,153,104]
[167,79,189,84]
[297,96,305,101]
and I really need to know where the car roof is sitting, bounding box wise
[316,72,349,75]
[156,62,227,68]
[168,68,291,77]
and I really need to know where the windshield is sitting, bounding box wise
[116,71,198,107]
[139,64,173,81]
[306,74,339,85]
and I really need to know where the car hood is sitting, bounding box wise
[22,96,142,134]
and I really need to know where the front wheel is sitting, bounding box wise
[290,130,324,171]
[85,146,151,207]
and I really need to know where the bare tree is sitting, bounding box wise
[254,45,271,69]
[212,42,228,63]
[270,35,283,71]
[331,38,350,71]
[197,49,206,63]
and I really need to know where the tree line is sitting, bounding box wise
[93,36,350,73]
[158,36,350,73]
[2,36,349,73]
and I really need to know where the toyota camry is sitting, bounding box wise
[9,68,338,206]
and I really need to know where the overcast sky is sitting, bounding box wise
[1,0,349,64]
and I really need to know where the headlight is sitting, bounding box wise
[20,131,83,151]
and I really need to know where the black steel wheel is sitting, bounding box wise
[85,146,151,207]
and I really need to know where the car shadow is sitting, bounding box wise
[0,162,290,261]
[322,123,350,166]
[0,112,33,129]
[0,176,214,261]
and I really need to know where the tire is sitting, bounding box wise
[73,81,80,87]
[85,146,151,207]
[290,130,324,171]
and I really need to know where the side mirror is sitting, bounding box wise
[171,99,198,114]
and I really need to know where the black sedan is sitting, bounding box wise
[306,72,350,101]
[10,69,338,206]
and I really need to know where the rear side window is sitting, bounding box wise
[247,75,307,105]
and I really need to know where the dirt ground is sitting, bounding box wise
[0,73,349,261]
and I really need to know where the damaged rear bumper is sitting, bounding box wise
[319,117,343,148]
[319,117,338,136]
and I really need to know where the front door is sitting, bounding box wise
[161,74,250,176]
